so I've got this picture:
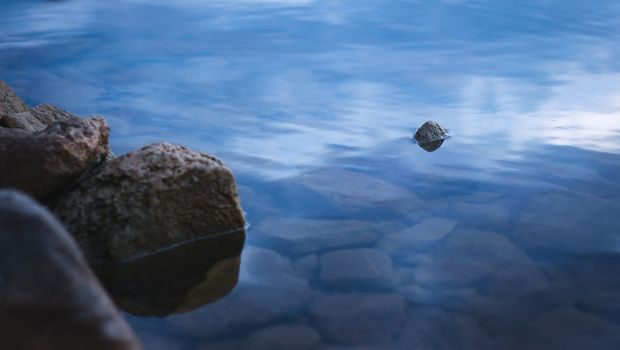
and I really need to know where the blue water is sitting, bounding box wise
[3,0,620,349]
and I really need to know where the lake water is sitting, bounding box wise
[2,0,620,349]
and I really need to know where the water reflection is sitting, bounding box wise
[95,230,245,317]
[2,0,620,349]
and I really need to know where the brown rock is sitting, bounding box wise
[0,117,110,201]
[54,142,246,263]
[0,190,141,350]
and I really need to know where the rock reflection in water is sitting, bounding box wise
[417,139,445,152]
[95,230,245,317]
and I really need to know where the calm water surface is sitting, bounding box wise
[2,1,620,349]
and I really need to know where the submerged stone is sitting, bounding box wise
[319,248,395,290]
[54,142,246,263]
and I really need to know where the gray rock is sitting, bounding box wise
[54,142,246,263]
[378,218,457,255]
[0,116,110,201]
[259,217,381,254]
[0,190,141,350]
[414,121,448,144]
[309,293,408,345]
[319,248,395,289]
[246,324,321,350]
[0,80,29,117]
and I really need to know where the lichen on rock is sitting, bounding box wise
[54,142,246,263]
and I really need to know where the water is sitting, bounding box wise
[2,0,620,349]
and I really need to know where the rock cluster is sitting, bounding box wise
[0,81,247,348]
[0,81,246,263]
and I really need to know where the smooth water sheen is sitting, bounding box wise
[2,1,620,349]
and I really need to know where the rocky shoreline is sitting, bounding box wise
[0,81,247,349]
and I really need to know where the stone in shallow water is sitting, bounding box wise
[514,190,620,256]
[0,116,110,201]
[396,308,492,350]
[319,248,395,290]
[309,293,408,346]
[0,190,140,350]
[54,142,246,263]
[411,229,547,297]
[246,324,321,350]
[259,217,381,255]
[378,217,457,255]
[414,121,448,144]
[291,168,428,219]
[169,246,310,338]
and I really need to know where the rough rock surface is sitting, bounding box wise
[54,142,246,263]
[414,121,448,144]
[0,117,110,200]
[0,190,141,350]
[0,81,78,131]
[0,80,29,117]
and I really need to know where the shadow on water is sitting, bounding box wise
[95,230,246,317]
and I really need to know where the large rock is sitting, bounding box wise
[0,190,141,350]
[319,248,395,290]
[0,117,110,201]
[54,142,246,263]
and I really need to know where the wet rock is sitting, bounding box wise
[0,117,110,201]
[246,324,321,350]
[417,139,444,152]
[378,218,457,255]
[169,246,310,338]
[319,248,395,290]
[259,218,381,255]
[414,121,448,144]
[54,142,246,263]
[309,293,408,345]
[0,190,140,350]
[96,230,245,317]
